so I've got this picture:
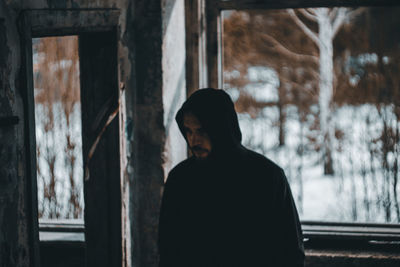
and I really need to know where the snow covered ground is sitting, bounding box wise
[34,100,399,224]
[239,103,400,223]
[35,102,84,219]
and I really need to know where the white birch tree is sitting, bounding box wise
[288,8,365,174]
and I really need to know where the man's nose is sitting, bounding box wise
[190,133,201,145]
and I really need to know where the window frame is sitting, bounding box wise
[19,9,122,267]
[185,0,400,247]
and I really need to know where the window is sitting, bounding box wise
[190,0,400,244]
[33,36,84,222]
[20,9,122,267]
[222,6,400,224]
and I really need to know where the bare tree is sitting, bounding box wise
[33,36,83,219]
[224,10,319,146]
[287,8,365,174]
[224,8,400,222]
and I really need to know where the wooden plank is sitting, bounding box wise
[185,0,209,94]
[185,0,200,95]
[217,0,400,10]
[39,232,85,242]
[39,220,85,232]
[28,9,120,37]
[198,0,209,89]
[206,0,223,88]
[79,30,122,267]
[302,222,400,241]
[18,12,41,267]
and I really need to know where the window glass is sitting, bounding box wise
[33,36,84,221]
[223,7,400,223]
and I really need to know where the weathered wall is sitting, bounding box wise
[306,250,400,267]
[126,0,188,266]
[123,0,165,266]
[0,1,33,266]
[0,0,187,266]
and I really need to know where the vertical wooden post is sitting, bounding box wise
[79,30,122,267]
[206,0,223,89]
[18,11,41,267]
[185,0,209,95]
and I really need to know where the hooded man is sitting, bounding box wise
[158,88,304,267]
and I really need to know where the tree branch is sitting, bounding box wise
[280,76,318,98]
[305,8,317,16]
[329,8,339,21]
[347,7,367,21]
[298,8,318,22]
[258,32,319,64]
[287,9,320,46]
[332,7,348,37]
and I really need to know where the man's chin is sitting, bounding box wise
[193,151,210,160]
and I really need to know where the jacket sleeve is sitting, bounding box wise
[273,169,305,267]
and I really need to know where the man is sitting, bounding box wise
[158,88,304,267]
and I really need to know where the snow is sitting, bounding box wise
[34,95,400,223]
[35,102,84,219]
[224,87,240,102]
[238,103,400,223]
[242,66,280,103]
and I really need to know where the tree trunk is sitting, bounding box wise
[318,10,335,175]
[278,84,286,146]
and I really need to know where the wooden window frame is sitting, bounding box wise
[19,9,122,267]
[185,0,400,248]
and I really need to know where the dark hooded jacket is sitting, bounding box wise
[158,88,304,267]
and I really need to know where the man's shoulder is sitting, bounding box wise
[166,157,195,182]
[241,147,284,174]
[239,148,289,191]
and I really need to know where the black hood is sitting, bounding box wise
[176,88,242,155]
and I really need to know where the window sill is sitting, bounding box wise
[302,221,400,242]
[39,219,85,243]
[306,248,400,259]
[302,221,400,266]
[305,248,400,267]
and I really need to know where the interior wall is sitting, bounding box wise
[162,0,188,178]
[0,0,187,266]
[0,1,33,266]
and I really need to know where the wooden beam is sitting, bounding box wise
[206,0,223,88]
[28,9,120,37]
[79,30,122,267]
[185,0,209,95]
[18,12,41,267]
[185,0,200,95]
[217,0,400,10]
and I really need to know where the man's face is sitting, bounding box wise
[183,112,212,159]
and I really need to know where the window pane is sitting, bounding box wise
[223,7,400,223]
[33,36,84,221]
